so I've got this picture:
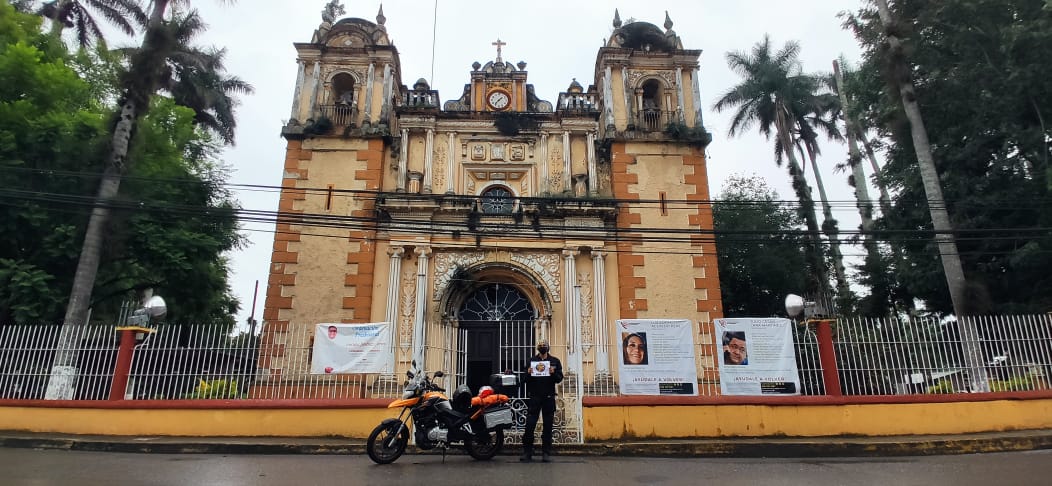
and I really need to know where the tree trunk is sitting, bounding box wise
[803,140,851,303]
[45,0,172,400]
[856,128,893,216]
[873,0,985,390]
[776,107,831,297]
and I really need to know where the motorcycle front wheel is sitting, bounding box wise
[366,420,409,464]
[465,428,504,461]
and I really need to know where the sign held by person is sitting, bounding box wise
[311,323,392,374]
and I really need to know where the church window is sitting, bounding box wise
[480,186,515,214]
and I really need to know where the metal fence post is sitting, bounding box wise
[815,319,843,396]
[109,329,136,400]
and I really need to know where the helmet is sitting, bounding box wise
[478,386,494,399]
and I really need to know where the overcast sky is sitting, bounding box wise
[170,1,870,331]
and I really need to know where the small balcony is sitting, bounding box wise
[316,104,359,127]
[557,92,599,114]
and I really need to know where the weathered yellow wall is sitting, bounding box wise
[3,401,1051,439]
[583,400,1052,439]
[0,406,391,438]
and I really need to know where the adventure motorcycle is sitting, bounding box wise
[366,366,516,464]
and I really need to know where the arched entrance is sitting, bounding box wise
[457,283,535,394]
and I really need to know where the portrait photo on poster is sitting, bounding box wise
[722,330,748,365]
[621,331,648,365]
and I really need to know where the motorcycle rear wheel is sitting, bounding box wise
[465,428,504,461]
[367,421,409,464]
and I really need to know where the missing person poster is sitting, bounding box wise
[311,323,392,374]
[715,318,801,396]
[617,319,698,396]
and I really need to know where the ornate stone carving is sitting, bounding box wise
[548,146,563,192]
[491,143,505,161]
[578,271,593,350]
[511,252,562,302]
[520,176,529,195]
[399,264,415,348]
[510,144,526,161]
[471,143,486,160]
[433,143,446,190]
[433,251,485,300]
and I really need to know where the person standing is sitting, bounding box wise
[521,339,563,462]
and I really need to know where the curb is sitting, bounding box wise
[3,431,1052,457]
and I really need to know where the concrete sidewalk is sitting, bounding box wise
[3,430,1052,457]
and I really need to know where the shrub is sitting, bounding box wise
[183,378,243,399]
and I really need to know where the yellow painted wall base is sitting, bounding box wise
[2,400,1051,439]
[584,399,1052,439]
[0,407,392,438]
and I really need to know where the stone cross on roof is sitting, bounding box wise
[492,38,506,63]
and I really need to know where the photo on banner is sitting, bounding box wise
[715,318,801,395]
[617,319,698,395]
[310,322,393,374]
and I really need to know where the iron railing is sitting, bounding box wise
[2,315,1050,401]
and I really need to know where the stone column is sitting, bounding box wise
[386,247,405,366]
[675,66,686,123]
[691,67,705,129]
[586,132,597,195]
[290,60,306,122]
[380,63,393,124]
[412,247,432,366]
[423,128,435,193]
[363,62,375,124]
[603,66,615,132]
[446,132,456,194]
[622,66,633,128]
[562,249,579,361]
[397,128,409,192]
[307,61,321,119]
[562,131,572,193]
[539,132,549,194]
[592,251,609,373]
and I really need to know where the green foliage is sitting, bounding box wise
[182,378,243,399]
[926,380,956,394]
[714,175,810,316]
[845,0,1052,314]
[989,375,1035,392]
[303,116,333,135]
[662,122,713,147]
[0,5,243,325]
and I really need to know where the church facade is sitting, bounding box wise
[260,6,724,440]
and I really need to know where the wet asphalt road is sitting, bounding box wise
[2,448,1052,485]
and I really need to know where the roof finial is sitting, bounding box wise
[376,4,386,26]
[492,38,507,64]
[664,10,674,31]
[613,9,622,28]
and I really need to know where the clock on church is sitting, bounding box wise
[487,88,511,111]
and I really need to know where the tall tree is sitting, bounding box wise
[790,78,854,307]
[870,0,970,317]
[38,0,145,47]
[714,175,810,316]
[713,35,832,299]
[47,3,247,399]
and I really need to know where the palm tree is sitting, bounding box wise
[790,81,853,305]
[38,0,146,47]
[713,35,832,298]
[872,0,985,390]
[46,4,247,399]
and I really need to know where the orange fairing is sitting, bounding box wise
[388,397,420,408]
[470,394,510,407]
[423,391,448,401]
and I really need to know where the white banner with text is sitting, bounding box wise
[310,322,392,374]
[617,319,698,395]
[715,318,801,395]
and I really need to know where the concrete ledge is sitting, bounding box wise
[4,430,1052,458]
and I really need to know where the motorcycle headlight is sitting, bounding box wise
[402,389,415,399]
